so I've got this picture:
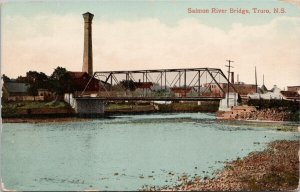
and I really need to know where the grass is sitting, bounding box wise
[2,101,70,115]
[2,101,69,110]
[2,101,72,118]
[105,103,135,110]
[105,103,154,112]
[158,102,219,112]
[105,102,219,113]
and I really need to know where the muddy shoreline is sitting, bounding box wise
[142,140,299,191]
[2,110,299,124]
[1,117,90,124]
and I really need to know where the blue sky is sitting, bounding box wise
[2,0,299,29]
[1,0,300,88]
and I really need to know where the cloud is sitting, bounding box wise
[2,14,300,89]
[280,0,300,8]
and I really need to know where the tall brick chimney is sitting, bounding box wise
[82,12,94,76]
[231,72,234,84]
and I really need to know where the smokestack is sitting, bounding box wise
[231,72,234,84]
[82,12,94,76]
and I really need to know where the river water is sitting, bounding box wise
[1,113,299,191]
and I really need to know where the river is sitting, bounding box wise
[1,113,299,190]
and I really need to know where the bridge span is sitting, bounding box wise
[79,67,237,98]
[68,67,237,115]
[62,13,239,115]
[75,96,223,102]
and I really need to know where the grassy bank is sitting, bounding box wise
[2,101,219,121]
[157,102,219,113]
[105,103,156,113]
[1,101,75,118]
[105,102,219,114]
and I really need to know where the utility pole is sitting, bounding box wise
[226,60,234,107]
[255,66,258,93]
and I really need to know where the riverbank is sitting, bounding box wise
[2,101,220,123]
[142,140,299,191]
[1,101,75,118]
[1,117,90,124]
[217,105,300,122]
[105,102,219,113]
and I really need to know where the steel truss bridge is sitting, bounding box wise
[78,67,237,101]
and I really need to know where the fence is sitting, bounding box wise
[7,96,44,102]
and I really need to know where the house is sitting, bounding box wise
[170,87,192,97]
[247,85,284,100]
[3,81,44,101]
[258,84,268,94]
[287,86,300,94]
[280,91,300,101]
[133,82,153,89]
[233,83,257,98]
[64,72,110,94]
[37,89,55,101]
[203,82,257,99]
[192,86,211,96]
[4,81,29,96]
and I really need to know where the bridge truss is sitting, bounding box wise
[79,68,237,101]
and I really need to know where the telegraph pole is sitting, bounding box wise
[226,60,234,107]
[255,66,258,93]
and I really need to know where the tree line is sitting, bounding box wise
[3,67,67,96]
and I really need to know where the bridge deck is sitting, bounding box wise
[74,96,223,101]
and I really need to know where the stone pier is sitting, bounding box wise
[75,98,104,116]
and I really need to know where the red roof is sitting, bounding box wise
[134,82,153,89]
[65,72,101,92]
[66,72,87,79]
[170,87,192,93]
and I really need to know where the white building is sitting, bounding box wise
[247,85,283,100]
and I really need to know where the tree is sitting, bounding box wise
[120,80,136,91]
[2,74,10,83]
[51,67,67,81]
[16,71,50,95]
[49,67,68,95]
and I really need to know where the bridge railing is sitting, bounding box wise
[74,90,223,99]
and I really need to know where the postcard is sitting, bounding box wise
[1,0,299,191]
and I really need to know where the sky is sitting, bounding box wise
[1,0,300,89]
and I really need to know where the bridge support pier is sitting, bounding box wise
[75,98,104,116]
[218,92,238,111]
